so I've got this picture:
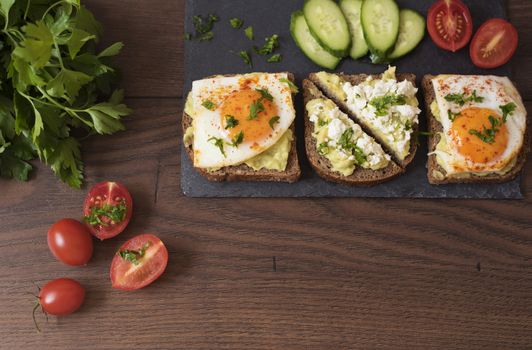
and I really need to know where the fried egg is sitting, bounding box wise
[431,75,527,175]
[190,73,296,168]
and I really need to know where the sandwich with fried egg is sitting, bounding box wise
[422,74,529,184]
[182,72,301,183]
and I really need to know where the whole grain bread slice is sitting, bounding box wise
[309,72,418,169]
[182,73,301,183]
[422,74,530,184]
[302,79,403,186]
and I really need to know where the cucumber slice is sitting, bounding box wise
[303,0,351,58]
[290,11,341,70]
[388,9,426,60]
[339,0,368,59]
[361,0,400,60]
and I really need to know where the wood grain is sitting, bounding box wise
[0,1,531,349]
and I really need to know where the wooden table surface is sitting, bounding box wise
[1,1,531,349]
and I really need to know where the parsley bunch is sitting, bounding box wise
[0,0,131,188]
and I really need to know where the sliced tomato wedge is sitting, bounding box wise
[110,234,168,291]
[427,0,473,52]
[83,181,133,240]
[470,19,518,69]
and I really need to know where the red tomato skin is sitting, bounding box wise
[110,234,168,291]
[39,278,85,316]
[83,181,133,240]
[470,19,518,69]
[427,0,473,52]
[48,219,93,266]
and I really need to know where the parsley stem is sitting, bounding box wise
[24,0,31,20]
[53,42,65,69]
[35,87,93,127]
[41,0,76,20]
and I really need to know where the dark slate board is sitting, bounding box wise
[181,0,523,199]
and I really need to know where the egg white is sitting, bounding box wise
[190,73,295,168]
[431,75,527,175]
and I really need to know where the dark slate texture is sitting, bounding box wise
[181,0,523,198]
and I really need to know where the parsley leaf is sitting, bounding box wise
[118,243,150,266]
[369,95,406,116]
[269,116,280,130]
[238,50,252,67]
[256,88,273,102]
[231,131,244,147]
[468,115,501,144]
[254,34,279,55]
[445,90,484,106]
[230,18,243,29]
[202,99,216,111]
[208,137,226,156]
[267,54,282,63]
[225,115,239,129]
[84,200,127,227]
[500,102,517,123]
[317,142,329,156]
[447,110,460,122]
[279,78,299,94]
[248,100,265,120]
[338,128,367,165]
[244,26,254,40]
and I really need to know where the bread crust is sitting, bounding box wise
[182,72,301,183]
[422,74,530,184]
[309,72,418,169]
[302,79,404,186]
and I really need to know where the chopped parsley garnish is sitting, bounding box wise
[318,119,328,127]
[225,115,239,129]
[84,200,127,227]
[239,50,252,67]
[256,88,273,102]
[447,110,460,122]
[202,100,216,111]
[231,131,244,147]
[118,243,150,266]
[500,102,517,123]
[230,18,244,29]
[405,120,412,131]
[338,129,367,165]
[279,78,299,94]
[369,94,407,116]
[191,14,219,41]
[254,34,279,55]
[267,54,282,63]
[248,100,265,120]
[418,131,433,136]
[469,115,501,144]
[317,142,330,156]
[208,137,226,156]
[269,116,280,130]
[444,90,484,106]
[244,26,254,40]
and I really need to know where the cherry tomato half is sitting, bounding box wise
[470,18,518,69]
[83,181,133,240]
[427,0,473,52]
[39,278,85,316]
[48,219,93,266]
[110,234,168,291]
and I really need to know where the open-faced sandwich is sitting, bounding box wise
[183,72,301,183]
[303,67,421,185]
[422,74,529,184]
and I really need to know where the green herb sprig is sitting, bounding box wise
[369,95,407,116]
[445,90,484,106]
[0,1,130,187]
[84,200,127,227]
[500,102,517,123]
[469,115,501,144]
[118,243,150,266]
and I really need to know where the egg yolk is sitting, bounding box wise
[220,89,278,145]
[450,107,508,164]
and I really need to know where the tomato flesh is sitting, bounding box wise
[428,0,473,52]
[110,234,168,291]
[48,219,93,266]
[39,278,85,316]
[83,181,133,240]
[470,19,518,69]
